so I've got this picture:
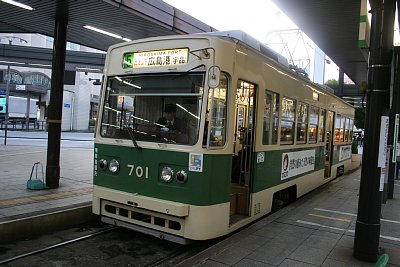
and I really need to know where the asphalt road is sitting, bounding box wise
[0,130,94,148]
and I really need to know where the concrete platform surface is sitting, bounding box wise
[0,132,94,242]
[177,166,400,267]
[1,133,399,267]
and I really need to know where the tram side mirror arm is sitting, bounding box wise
[208,66,220,88]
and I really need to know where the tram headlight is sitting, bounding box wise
[161,167,173,183]
[99,159,107,170]
[176,170,187,183]
[109,159,120,173]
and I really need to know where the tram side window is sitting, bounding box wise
[296,103,308,144]
[205,74,228,147]
[263,90,279,145]
[348,118,354,141]
[309,106,319,143]
[281,97,296,144]
[345,117,351,142]
[334,114,342,143]
[318,108,326,142]
[340,116,345,142]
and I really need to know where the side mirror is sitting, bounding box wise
[208,66,220,88]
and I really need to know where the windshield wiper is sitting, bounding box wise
[124,126,142,150]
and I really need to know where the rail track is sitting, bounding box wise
[0,224,217,266]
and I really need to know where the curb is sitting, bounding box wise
[0,204,96,243]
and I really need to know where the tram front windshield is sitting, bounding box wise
[100,73,205,145]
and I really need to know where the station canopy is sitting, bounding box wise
[0,0,370,86]
[272,0,369,86]
[0,0,215,51]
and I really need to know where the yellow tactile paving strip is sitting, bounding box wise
[0,188,93,208]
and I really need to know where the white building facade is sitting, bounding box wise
[0,33,103,131]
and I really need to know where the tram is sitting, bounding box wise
[92,30,354,243]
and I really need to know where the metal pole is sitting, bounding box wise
[354,0,395,262]
[338,68,344,98]
[45,16,68,189]
[4,61,10,145]
[25,93,30,130]
[387,47,400,198]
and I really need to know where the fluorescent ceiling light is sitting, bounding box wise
[29,63,52,67]
[76,67,101,71]
[1,0,34,10]
[0,60,25,65]
[84,25,131,42]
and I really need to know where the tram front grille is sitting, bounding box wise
[101,200,184,234]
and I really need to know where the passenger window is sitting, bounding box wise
[348,119,354,141]
[334,114,342,143]
[280,97,296,144]
[318,109,326,142]
[263,90,279,145]
[204,74,228,148]
[340,116,346,142]
[296,103,308,143]
[309,106,319,143]
[345,117,351,142]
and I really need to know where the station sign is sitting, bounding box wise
[393,114,399,162]
[123,48,189,69]
[16,84,26,91]
[0,90,6,95]
[378,116,389,167]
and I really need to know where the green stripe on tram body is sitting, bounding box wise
[94,143,231,206]
[95,144,342,206]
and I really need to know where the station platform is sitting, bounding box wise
[0,135,399,266]
[177,157,400,267]
[0,132,94,242]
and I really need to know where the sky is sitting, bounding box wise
[163,0,340,82]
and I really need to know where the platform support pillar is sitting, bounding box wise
[45,16,68,189]
[353,0,395,262]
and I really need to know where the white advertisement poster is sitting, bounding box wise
[339,145,352,161]
[281,149,315,180]
[378,116,389,167]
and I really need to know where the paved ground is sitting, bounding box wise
[177,167,400,267]
[0,132,398,266]
[0,131,94,241]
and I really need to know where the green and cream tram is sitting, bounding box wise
[92,30,354,243]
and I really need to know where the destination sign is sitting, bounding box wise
[123,48,189,69]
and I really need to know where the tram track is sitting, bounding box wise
[0,223,218,266]
[0,226,117,265]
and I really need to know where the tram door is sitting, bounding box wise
[324,111,334,177]
[230,80,256,223]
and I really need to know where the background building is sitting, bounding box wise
[0,33,103,131]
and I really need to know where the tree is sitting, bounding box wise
[354,107,365,129]
[325,79,339,86]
